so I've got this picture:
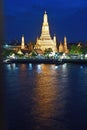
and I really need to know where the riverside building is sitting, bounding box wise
[34,11,57,52]
[20,11,69,53]
[59,36,69,53]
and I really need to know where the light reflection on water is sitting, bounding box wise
[4,63,87,130]
[32,71,66,129]
[6,63,17,70]
[37,64,42,73]
[28,63,33,70]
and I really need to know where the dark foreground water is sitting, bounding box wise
[3,63,87,130]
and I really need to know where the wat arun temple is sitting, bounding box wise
[21,11,69,53]
[34,11,57,52]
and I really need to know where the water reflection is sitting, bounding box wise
[28,63,32,70]
[6,63,17,70]
[4,63,87,130]
[62,63,67,72]
[37,64,42,73]
[20,64,26,70]
[31,64,67,129]
[80,66,83,69]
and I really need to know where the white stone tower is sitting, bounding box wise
[35,11,57,52]
[53,35,56,44]
[21,35,25,49]
[59,42,64,52]
[40,11,51,40]
[64,36,68,53]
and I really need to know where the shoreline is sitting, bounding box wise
[62,59,87,64]
[3,58,87,64]
[3,58,63,65]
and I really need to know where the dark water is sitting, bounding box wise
[4,63,87,130]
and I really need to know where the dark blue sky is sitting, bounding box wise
[4,0,87,43]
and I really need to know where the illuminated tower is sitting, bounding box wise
[35,11,57,52]
[77,42,81,47]
[63,36,68,53]
[59,42,64,52]
[21,35,25,49]
[40,11,51,40]
[53,35,57,45]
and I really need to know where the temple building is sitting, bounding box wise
[21,35,25,49]
[59,36,69,53]
[59,42,64,53]
[34,11,57,52]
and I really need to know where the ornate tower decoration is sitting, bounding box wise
[63,36,68,53]
[21,35,25,49]
[58,37,69,53]
[53,35,57,45]
[59,42,64,52]
[35,11,57,52]
[40,11,51,40]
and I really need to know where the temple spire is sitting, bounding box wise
[21,35,25,49]
[64,36,67,45]
[64,36,68,53]
[54,34,56,43]
[40,11,51,39]
[43,11,48,24]
[35,11,57,52]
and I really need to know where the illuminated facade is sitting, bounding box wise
[59,36,69,53]
[21,35,25,49]
[59,42,64,53]
[34,11,57,52]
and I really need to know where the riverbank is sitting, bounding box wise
[3,58,63,65]
[62,59,87,64]
[3,58,87,64]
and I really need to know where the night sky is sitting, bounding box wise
[4,0,87,43]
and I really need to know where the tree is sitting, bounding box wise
[69,45,83,54]
[44,48,53,54]
[31,51,37,56]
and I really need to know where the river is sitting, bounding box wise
[3,63,87,130]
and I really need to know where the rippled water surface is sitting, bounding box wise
[4,63,87,130]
